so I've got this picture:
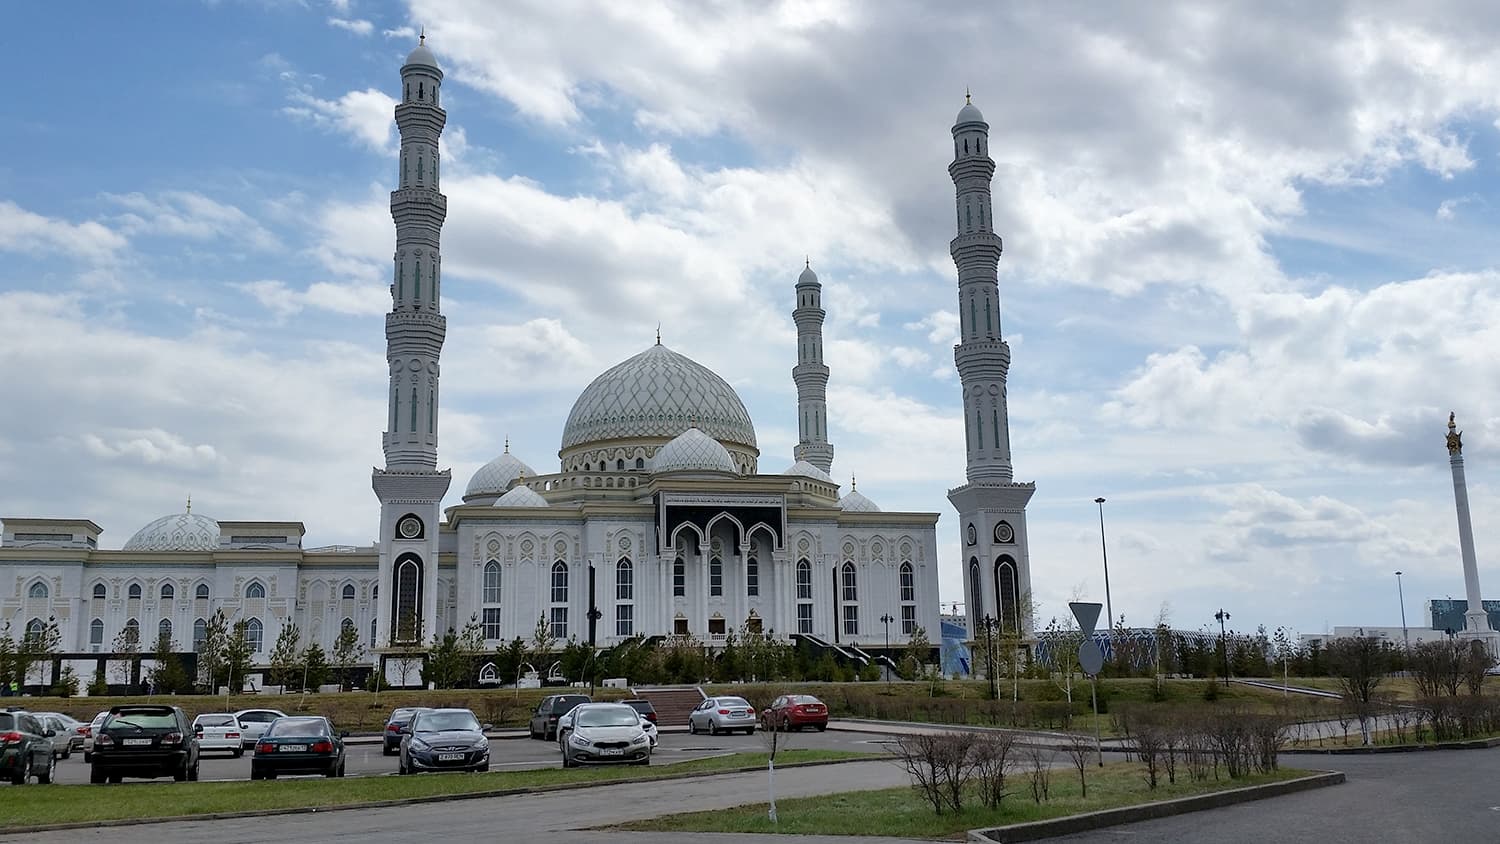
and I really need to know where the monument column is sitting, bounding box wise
[1447,414,1496,646]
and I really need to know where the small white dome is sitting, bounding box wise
[956,100,985,125]
[494,485,549,508]
[784,460,834,483]
[124,510,220,552]
[652,427,737,474]
[465,450,535,499]
[839,488,881,513]
[406,40,439,69]
[797,263,819,286]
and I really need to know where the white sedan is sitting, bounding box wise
[232,708,287,748]
[193,713,245,757]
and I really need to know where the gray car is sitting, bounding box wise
[688,696,757,735]
[36,713,81,758]
[398,708,491,774]
[561,703,651,767]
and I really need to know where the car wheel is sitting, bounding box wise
[745,727,755,735]
[398,758,410,775]
[174,763,188,782]
[250,767,262,781]
[233,748,244,758]
[83,751,92,763]
[324,764,338,778]
[633,757,650,766]
[265,771,277,780]
[337,762,346,778]
[108,775,122,784]
[815,723,827,732]
[38,753,55,784]
[189,762,200,782]
[62,748,72,760]
[709,723,720,736]
[561,753,575,769]
[90,766,106,784]
[476,763,489,773]
[382,744,394,756]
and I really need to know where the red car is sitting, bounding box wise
[760,694,828,731]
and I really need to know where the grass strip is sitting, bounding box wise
[617,761,1307,839]
[1,749,874,828]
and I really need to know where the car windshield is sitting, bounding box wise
[790,696,822,705]
[0,714,13,731]
[391,708,419,721]
[107,711,177,730]
[268,718,328,737]
[575,707,641,728]
[416,711,480,732]
[196,715,236,727]
[719,698,751,708]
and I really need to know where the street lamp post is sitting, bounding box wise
[1215,609,1232,687]
[879,613,895,686]
[1395,571,1410,652]
[1094,498,1114,640]
[981,614,999,701]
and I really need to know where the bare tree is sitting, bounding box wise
[1024,745,1053,803]
[1326,635,1389,745]
[758,712,794,822]
[1062,731,1095,797]
[970,731,1018,809]
[1461,639,1494,695]
[893,733,950,815]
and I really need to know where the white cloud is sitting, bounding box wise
[327,17,374,36]
[284,88,398,153]
[106,191,279,251]
[82,429,223,470]
[0,201,126,263]
[235,279,389,318]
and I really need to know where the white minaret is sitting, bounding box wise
[945,95,1037,641]
[371,36,452,657]
[792,260,834,472]
[1446,412,1498,653]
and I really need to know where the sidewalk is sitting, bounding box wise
[829,718,1131,749]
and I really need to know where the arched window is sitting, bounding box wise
[995,558,1020,634]
[25,618,44,642]
[900,563,915,603]
[245,617,264,652]
[93,583,107,600]
[342,584,356,601]
[124,617,140,646]
[635,457,644,469]
[709,555,723,597]
[479,662,498,683]
[616,558,633,601]
[796,559,812,600]
[550,561,568,604]
[616,459,625,470]
[158,618,173,646]
[128,583,142,600]
[195,584,210,600]
[746,556,759,597]
[673,557,685,597]
[244,581,266,600]
[841,562,858,602]
[90,618,105,646]
[27,581,47,599]
[483,561,502,604]
[341,616,355,635]
[393,555,422,642]
[193,618,207,652]
[369,617,377,648]
[160,583,175,601]
[968,558,982,618]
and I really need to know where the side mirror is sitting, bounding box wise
[399,727,411,735]
[481,723,494,732]
[340,730,350,739]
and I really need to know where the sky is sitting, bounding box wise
[3,0,1500,641]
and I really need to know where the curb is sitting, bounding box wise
[1283,736,1500,754]
[1,756,880,835]
[967,771,1345,843]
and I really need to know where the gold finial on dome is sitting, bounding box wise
[965,87,971,105]
[419,27,426,46]
[185,494,192,514]
[1447,411,1464,456]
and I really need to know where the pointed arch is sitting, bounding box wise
[195,582,211,600]
[550,560,569,604]
[483,560,502,604]
[994,556,1020,634]
[796,559,813,600]
[26,580,48,600]
[90,618,105,647]
[193,617,207,652]
[244,580,266,600]
[127,582,143,600]
[160,582,175,601]
[158,618,173,646]
[93,582,108,600]
[342,583,357,601]
[244,617,264,652]
[615,558,633,601]
[968,557,982,619]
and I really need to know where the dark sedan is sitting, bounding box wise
[382,707,426,756]
[89,705,199,784]
[250,716,346,779]
[528,694,591,741]
[399,708,490,774]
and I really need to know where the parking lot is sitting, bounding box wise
[46,726,891,785]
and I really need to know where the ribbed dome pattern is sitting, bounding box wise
[123,511,220,552]
[651,427,737,474]
[494,486,549,508]
[784,460,834,483]
[465,451,535,499]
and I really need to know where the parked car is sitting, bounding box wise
[232,708,287,749]
[34,713,85,755]
[0,709,57,784]
[398,708,490,774]
[250,716,346,780]
[688,696,757,735]
[528,694,591,741]
[89,705,200,784]
[81,710,110,762]
[560,703,651,768]
[382,707,427,756]
[760,694,829,732]
[620,699,659,748]
[34,714,75,759]
[192,713,244,757]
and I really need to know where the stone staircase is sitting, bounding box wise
[630,686,706,728]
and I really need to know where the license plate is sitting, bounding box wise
[732,710,748,716]
[282,744,307,752]
[600,748,623,756]
[123,738,153,746]
[437,753,464,762]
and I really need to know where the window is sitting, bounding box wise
[369,618,377,648]
[93,583,107,600]
[482,608,502,640]
[158,618,173,645]
[25,618,44,642]
[843,604,859,636]
[635,457,644,469]
[968,558,982,617]
[128,583,142,600]
[708,617,726,636]
[193,618,207,651]
[550,561,568,604]
[124,617,140,646]
[393,556,422,642]
[746,556,759,596]
[342,584,356,601]
[550,606,568,639]
[245,581,266,600]
[796,559,812,600]
[196,584,210,600]
[483,561,502,604]
[709,556,723,597]
[27,581,47,599]
[245,617,263,652]
[797,603,813,635]
[673,557,685,597]
[616,459,625,470]
[616,559,633,601]
[900,563,915,603]
[341,616,355,635]
[90,618,105,646]
[996,559,1020,633]
[160,583,174,601]
[902,605,917,636]
[615,604,633,637]
[841,562,858,602]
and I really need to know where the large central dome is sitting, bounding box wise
[561,344,758,455]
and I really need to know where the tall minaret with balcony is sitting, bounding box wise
[945,95,1036,642]
[792,261,834,473]
[371,37,452,658]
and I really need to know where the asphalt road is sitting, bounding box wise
[48,727,895,784]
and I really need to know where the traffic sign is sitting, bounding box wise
[1070,601,1105,676]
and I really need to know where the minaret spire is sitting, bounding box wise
[792,259,834,472]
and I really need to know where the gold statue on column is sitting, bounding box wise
[1447,411,1463,455]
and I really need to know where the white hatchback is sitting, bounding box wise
[232,708,287,748]
[193,713,245,757]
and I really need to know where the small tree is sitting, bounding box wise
[458,614,486,687]
[146,629,190,694]
[223,619,255,694]
[0,621,15,692]
[300,643,329,690]
[268,623,303,688]
[1043,615,1082,707]
[901,626,932,680]
[52,664,78,697]
[1460,639,1494,695]
[390,611,426,688]
[331,621,366,690]
[1271,626,1296,696]
[197,610,231,691]
[1326,635,1388,745]
[759,703,795,822]
[531,613,558,669]
[18,616,63,688]
[1063,731,1095,797]
[110,624,141,686]
[425,627,465,689]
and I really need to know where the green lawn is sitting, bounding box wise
[2,749,873,828]
[618,762,1309,839]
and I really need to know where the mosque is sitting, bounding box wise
[0,40,1033,687]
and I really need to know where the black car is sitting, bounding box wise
[382,707,426,756]
[399,708,490,774]
[621,698,658,724]
[89,704,200,784]
[528,694,591,741]
[1,709,57,785]
[250,716,346,780]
